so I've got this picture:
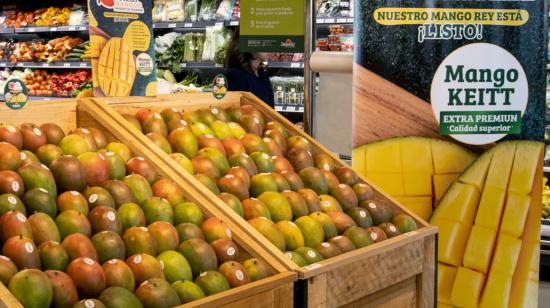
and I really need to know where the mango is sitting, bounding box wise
[99,287,144,308]
[276,221,305,250]
[8,269,53,308]
[172,280,205,304]
[195,271,231,296]
[294,216,324,248]
[248,217,286,252]
[102,259,136,292]
[135,278,181,308]
[257,191,293,222]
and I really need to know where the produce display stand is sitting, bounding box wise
[0,98,297,308]
[87,92,438,308]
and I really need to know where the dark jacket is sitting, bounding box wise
[226,67,275,107]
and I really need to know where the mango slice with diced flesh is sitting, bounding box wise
[352,137,476,221]
[430,141,543,308]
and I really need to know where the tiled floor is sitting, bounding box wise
[540,281,550,307]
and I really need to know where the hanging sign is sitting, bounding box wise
[4,79,28,110]
[88,0,157,97]
[240,0,305,53]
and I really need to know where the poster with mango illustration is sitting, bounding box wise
[88,0,157,97]
[353,1,546,307]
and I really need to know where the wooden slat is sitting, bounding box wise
[340,277,417,308]
[307,273,328,308]
[0,284,22,308]
[325,237,424,306]
[0,99,78,132]
[417,233,437,308]
[179,271,296,308]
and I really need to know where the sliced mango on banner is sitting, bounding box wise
[437,263,457,304]
[430,141,543,308]
[352,137,476,221]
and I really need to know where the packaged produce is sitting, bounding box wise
[152,0,167,22]
[199,0,218,21]
[215,0,233,20]
[167,0,185,21]
[68,5,87,26]
[340,35,353,52]
[270,76,304,106]
[184,0,199,22]
[316,38,328,51]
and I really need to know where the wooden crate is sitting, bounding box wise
[0,99,297,308]
[88,92,438,308]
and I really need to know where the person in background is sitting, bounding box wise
[225,30,275,108]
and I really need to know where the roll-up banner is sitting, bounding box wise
[352,2,547,307]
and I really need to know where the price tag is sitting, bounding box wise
[79,63,88,68]
[317,18,325,24]
[275,106,283,112]
[325,18,335,24]
[50,27,58,31]
[28,28,35,32]
[0,62,5,67]
[184,23,192,27]
[214,63,223,68]
[215,22,223,26]
[69,26,76,31]
[16,63,23,67]
[230,21,239,26]
[290,62,301,68]
[347,18,354,23]
[63,63,71,67]
[337,18,347,23]
[181,63,187,68]
[168,23,176,28]
[79,26,87,31]
[41,63,49,67]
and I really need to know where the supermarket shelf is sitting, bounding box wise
[153,21,225,30]
[9,62,91,69]
[268,62,305,69]
[275,105,304,113]
[13,25,88,33]
[317,17,354,24]
[28,96,72,101]
[159,62,224,69]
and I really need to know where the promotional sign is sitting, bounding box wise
[3,79,28,110]
[240,0,304,53]
[88,0,157,97]
[352,2,546,307]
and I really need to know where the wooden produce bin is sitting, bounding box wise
[0,99,297,308]
[88,92,438,308]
